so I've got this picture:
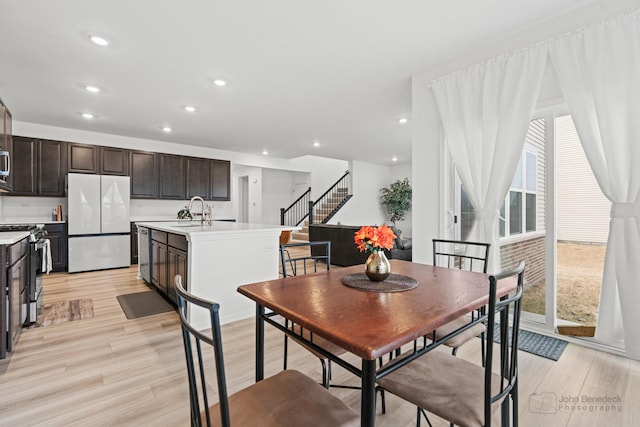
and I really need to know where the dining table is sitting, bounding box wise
[237,259,517,427]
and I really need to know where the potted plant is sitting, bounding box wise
[379,178,412,231]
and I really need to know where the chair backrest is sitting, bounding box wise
[432,238,491,273]
[280,241,331,277]
[174,275,230,427]
[484,261,525,425]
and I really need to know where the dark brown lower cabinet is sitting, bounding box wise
[167,246,187,303]
[1,237,29,359]
[149,230,187,303]
[44,223,67,272]
[151,240,168,292]
[130,222,138,265]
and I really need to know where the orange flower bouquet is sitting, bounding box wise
[354,225,396,253]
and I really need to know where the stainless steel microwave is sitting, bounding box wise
[0,150,9,177]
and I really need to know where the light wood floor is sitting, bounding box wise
[1,265,638,426]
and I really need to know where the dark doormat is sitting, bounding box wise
[494,326,568,361]
[29,299,94,328]
[117,291,174,319]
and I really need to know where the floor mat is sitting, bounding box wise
[117,291,174,319]
[30,299,94,327]
[494,327,568,361]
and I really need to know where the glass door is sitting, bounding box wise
[554,114,606,335]
[449,112,608,336]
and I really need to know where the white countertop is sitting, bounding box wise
[130,216,235,222]
[0,217,66,225]
[0,231,31,245]
[136,220,298,238]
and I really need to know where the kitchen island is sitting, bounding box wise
[135,220,296,328]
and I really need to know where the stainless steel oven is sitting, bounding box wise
[29,233,47,323]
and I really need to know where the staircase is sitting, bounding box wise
[292,189,350,240]
[292,221,310,241]
[282,172,352,241]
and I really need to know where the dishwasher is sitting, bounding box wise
[138,226,151,283]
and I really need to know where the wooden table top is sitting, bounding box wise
[237,260,516,360]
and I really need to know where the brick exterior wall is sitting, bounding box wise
[500,235,545,286]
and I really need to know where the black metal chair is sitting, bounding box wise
[378,261,525,427]
[174,275,359,427]
[280,241,331,276]
[278,241,348,389]
[432,239,491,364]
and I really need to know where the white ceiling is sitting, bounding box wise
[0,0,594,164]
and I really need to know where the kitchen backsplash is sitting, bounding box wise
[0,196,235,223]
[130,199,235,220]
[0,196,67,221]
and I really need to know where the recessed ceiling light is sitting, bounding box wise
[184,105,197,113]
[212,79,227,87]
[313,141,320,148]
[85,85,101,93]
[392,157,398,162]
[89,35,110,46]
[82,113,95,119]
[262,150,269,155]
[162,126,173,133]
[398,117,409,125]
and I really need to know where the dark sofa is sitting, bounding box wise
[309,223,412,267]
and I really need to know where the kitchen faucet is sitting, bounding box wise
[188,196,206,224]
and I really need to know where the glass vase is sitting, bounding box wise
[365,251,391,281]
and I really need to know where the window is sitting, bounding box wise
[458,118,543,241]
[500,150,538,237]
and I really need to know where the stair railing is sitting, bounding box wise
[308,170,351,224]
[280,187,311,226]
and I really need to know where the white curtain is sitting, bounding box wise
[549,11,640,360]
[431,46,547,273]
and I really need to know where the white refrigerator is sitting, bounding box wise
[67,173,131,273]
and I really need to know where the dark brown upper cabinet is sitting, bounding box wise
[99,146,129,176]
[11,137,66,197]
[38,139,67,196]
[11,137,37,195]
[158,154,186,199]
[186,157,210,199]
[210,159,230,201]
[67,142,98,174]
[130,151,158,199]
[68,144,129,176]
[12,134,231,201]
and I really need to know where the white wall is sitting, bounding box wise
[410,0,636,264]
[292,171,311,202]
[288,155,349,200]
[329,161,389,226]
[389,162,413,237]
[13,121,300,171]
[232,165,263,224]
[410,80,441,264]
[8,121,349,223]
[262,168,296,225]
